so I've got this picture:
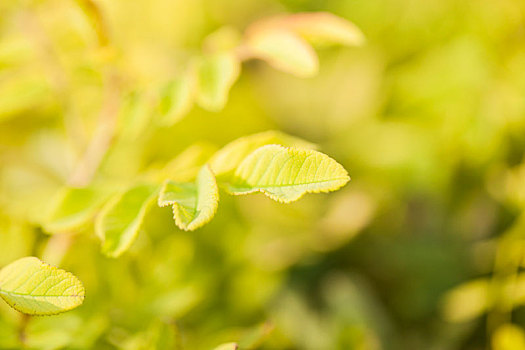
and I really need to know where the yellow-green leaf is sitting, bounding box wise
[96,184,158,257]
[441,279,492,323]
[0,72,51,122]
[157,72,195,126]
[196,52,240,112]
[493,324,525,350]
[210,130,317,177]
[244,26,318,77]
[223,145,350,203]
[212,343,238,350]
[0,257,84,316]
[118,90,154,140]
[42,186,111,234]
[158,165,219,231]
[238,322,274,349]
[283,12,365,47]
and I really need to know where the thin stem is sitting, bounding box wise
[68,70,121,187]
[19,10,87,152]
[486,228,524,335]
[68,0,122,187]
[18,314,30,347]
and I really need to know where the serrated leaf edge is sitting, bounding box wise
[158,165,219,231]
[0,257,85,316]
[225,144,350,203]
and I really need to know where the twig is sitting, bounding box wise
[68,70,121,186]
[68,0,121,187]
[19,10,87,151]
[18,314,30,347]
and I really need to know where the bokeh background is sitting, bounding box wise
[1,0,525,349]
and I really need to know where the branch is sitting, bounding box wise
[68,0,121,187]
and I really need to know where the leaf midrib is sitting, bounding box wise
[231,176,349,189]
[0,289,83,298]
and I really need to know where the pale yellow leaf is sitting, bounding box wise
[244,26,318,78]
[0,257,84,316]
[224,145,350,203]
[283,12,365,47]
[212,343,238,350]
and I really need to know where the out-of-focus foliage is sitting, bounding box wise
[96,184,159,258]
[1,0,525,349]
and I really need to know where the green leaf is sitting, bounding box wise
[0,257,85,316]
[196,52,240,112]
[42,186,111,234]
[118,90,154,140]
[212,343,238,350]
[210,130,317,177]
[223,145,350,203]
[283,12,365,47]
[244,26,318,77]
[96,184,158,257]
[157,72,195,126]
[158,165,219,231]
[238,322,274,349]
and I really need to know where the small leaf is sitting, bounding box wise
[212,343,238,350]
[441,279,492,322]
[244,26,318,77]
[42,186,111,234]
[0,257,84,315]
[283,12,365,47]
[196,52,240,112]
[238,322,274,349]
[96,184,158,257]
[158,165,219,231]
[492,324,525,350]
[118,90,154,140]
[223,145,350,203]
[210,130,317,177]
[157,72,195,126]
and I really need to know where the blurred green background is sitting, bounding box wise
[1,0,525,349]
